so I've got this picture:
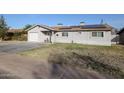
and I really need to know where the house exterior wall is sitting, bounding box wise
[52,31,111,46]
[119,31,124,44]
[28,26,50,42]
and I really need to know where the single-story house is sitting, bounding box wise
[118,29,124,44]
[26,24,118,46]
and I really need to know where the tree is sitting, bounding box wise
[0,16,9,40]
[23,24,32,30]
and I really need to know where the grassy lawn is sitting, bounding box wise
[20,43,124,78]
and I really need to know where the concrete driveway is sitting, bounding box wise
[0,41,42,53]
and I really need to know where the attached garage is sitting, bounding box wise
[27,25,52,43]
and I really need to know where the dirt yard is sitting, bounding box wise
[20,43,124,79]
[0,53,104,79]
[0,43,124,79]
[0,53,44,79]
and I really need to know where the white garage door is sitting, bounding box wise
[29,32,39,42]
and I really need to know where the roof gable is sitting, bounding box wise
[25,25,53,31]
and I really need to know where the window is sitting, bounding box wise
[92,32,104,37]
[98,32,104,37]
[92,32,97,37]
[43,32,51,36]
[62,32,68,37]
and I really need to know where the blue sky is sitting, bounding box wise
[2,14,124,29]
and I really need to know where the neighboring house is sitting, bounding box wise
[111,29,119,44]
[5,29,23,40]
[6,29,24,36]
[26,24,118,46]
[118,29,124,44]
[5,29,25,40]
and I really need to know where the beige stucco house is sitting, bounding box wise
[26,24,118,46]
